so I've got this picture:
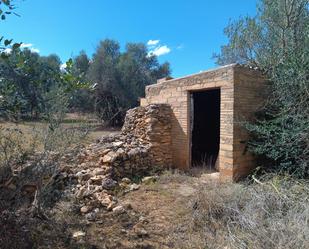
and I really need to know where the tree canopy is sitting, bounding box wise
[72,39,171,126]
[215,0,309,176]
[0,38,171,125]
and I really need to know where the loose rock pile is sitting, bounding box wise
[62,104,172,216]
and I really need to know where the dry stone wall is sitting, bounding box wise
[58,104,172,216]
[86,104,172,181]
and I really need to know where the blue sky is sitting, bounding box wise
[1,0,257,77]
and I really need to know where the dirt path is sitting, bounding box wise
[82,173,207,249]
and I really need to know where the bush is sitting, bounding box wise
[214,0,309,176]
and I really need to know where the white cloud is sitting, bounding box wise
[147,39,172,57]
[20,43,33,48]
[19,43,40,53]
[147,39,160,46]
[3,48,12,54]
[60,63,67,71]
[30,48,40,53]
[149,45,171,57]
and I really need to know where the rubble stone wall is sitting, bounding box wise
[121,103,173,171]
[89,104,172,180]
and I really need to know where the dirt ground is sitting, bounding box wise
[59,172,217,249]
[0,117,215,249]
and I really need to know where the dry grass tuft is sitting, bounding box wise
[170,175,309,249]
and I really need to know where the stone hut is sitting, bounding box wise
[140,64,267,181]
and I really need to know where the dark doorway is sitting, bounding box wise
[191,89,220,170]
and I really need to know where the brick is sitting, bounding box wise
[142,64,266,181]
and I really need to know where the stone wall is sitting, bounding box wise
[141,64,267,181]
[121,104,173,171]
[89,104,172,180]
[58,104,172,216]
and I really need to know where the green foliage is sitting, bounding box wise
[84,39,171,126]
[0,0,21,58]
[215,0,309,176]
[0,48,89,121]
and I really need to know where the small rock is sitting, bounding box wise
[121,177,132,184]
[142,176,158,184]
[102,151,117,163]
[139,216,149,224]
[117,148,125,154]
[112,141,123,147]
[133,224,148,237]
[76,187,86,199]
[129,183,140,192]
[80,206,90,214]
[85,212,96,221]
[72,231,86,239]
[112,205,125,214]
[95,193,113,207]
[75,172,91,181]
[102,178,118,190]
[128,148,139,157]
[93,168,105,176]
[106,201,117,211]
[90,175,105,185]
[101,149,111,155]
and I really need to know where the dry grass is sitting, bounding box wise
[170,175,309,249]
[0,119,120,151]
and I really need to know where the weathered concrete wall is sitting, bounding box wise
[141,64,267,181]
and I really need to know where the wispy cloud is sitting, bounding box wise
[149,45,171,56]
[147,39,160,46]
[176,44,184,50]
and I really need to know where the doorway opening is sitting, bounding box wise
[191,89,220,171]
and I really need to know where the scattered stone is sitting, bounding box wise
[121,177,132,184]
[90,175,104,185]
[133,224,148,237]
[102,178,118,190]
[107,201,117,211]
[102,151,117,163]
[142,176,158,184]
[85,212,96,221]
[72,231,86,239]
[112,141,124,147]
[139,216,149,224]
[93,168,105,176]
[75,172,91,181]
[95,192,113,207]
[129,183,140,192]
[59,104,172,221]
[80,206,90,214]
[76,187,86,199]
[112,205,125,214]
